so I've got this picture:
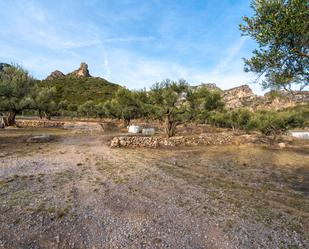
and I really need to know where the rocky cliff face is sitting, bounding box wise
[255,90,309,110]
[193,83,308,110]
[222,85,257,109]
[68,62,91,77]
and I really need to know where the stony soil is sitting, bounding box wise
[0,127,308,249]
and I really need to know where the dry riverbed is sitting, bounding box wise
[0,128,308,249]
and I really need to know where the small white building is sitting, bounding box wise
[142,128,155,136]
[128,125,141,134]
[290,130,309,140]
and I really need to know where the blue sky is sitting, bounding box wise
[0,0,264,94]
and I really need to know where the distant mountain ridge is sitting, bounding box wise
[192,83,309,110]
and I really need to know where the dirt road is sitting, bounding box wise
[0,128,308,248]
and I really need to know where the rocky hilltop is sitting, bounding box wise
[45,70,65,80]
[0,63,11,72]
[194,83,309,110]
[67,62,91,77]
[222,85,257,109]
[41,62,120,105]
[190,83,223,93]
[45,62,91,80]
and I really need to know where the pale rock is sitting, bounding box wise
[26,134,52,143]
[278,142,286,148]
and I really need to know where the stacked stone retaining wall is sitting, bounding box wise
[16,120,65,128]
[110,133,233,148]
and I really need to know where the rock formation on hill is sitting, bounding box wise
[0,63,11,72]
[68,62,91,77]
[45,62,91,80]
[45,70,65,80]
[191,83,223,92]
[222,85,258,109]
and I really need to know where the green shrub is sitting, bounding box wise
[208,105,307,137]
[208,111,233,128]
[231,109,252,130]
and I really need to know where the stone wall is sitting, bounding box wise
[110,133,233,148]
[15,119,108,131]
[16,120,65,128]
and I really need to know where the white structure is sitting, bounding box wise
[0,117,4,129]
[290,131,309,140]
[128,125,141,134]
[142,128,155,136]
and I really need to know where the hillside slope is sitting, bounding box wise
[41,63,121,105]
[41,76,120,105]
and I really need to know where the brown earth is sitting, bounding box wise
[0,126,308,249]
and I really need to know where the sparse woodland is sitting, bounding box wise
[0,1,309,248]
[1,1,308,138]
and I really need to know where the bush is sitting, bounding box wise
[208,111,233,128]
[231,109,252,130]
[208,105,307,139]
[208,109,253,131]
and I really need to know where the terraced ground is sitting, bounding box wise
[0,127,308,249]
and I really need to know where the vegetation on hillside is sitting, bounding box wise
[41,76,120,105]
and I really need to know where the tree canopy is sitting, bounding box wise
[187,86,224,122]
[0,65,36,125]
[149,79,189,137]
[240,0,309,91]
[32,86,58,119]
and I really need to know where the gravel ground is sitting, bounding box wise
[0,128,308,249]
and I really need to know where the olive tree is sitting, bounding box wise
[240,0,309,91]
[94,102,106,119]
[107,88,145,126]
[33,87,58,119]
[187,86,224,122]
[0,65,35,126]
[149,79,189,137]
[78,100,95,118]
[58,100,68,116]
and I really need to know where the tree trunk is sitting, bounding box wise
[269,133,277,147]
[123,118,130,127]
[43,112,51,120]
[165,112,176,138]
[3,111,17,126]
